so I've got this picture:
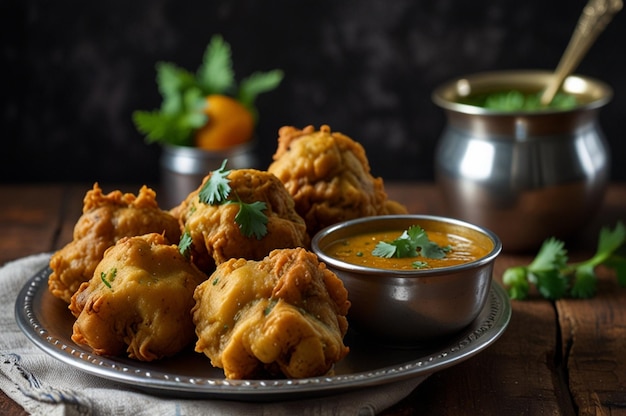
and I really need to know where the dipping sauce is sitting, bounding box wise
[325,228,490,270]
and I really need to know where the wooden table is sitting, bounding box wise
[1,182,625,415]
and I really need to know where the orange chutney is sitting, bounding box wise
[325,228,490,270]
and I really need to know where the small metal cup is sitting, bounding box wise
[312,215,501,346]
[159,142,258,209]
[433,70,612,252]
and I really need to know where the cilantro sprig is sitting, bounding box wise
[372,225,451,267]
[133,35,283,146]
[197,159,268,239]
[503,222,626,300]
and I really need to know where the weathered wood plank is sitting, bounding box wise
[0,185,65,266]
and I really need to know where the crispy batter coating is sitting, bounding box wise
[48,184,181,303]
[69,233,207,361]
[192,247,350,379]
[173,169,309,274]
[268,125,408,235]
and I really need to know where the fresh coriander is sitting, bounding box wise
[198,159,231,204]
[229,199,268,240]
[197,159,269,239]
[178,230,193,259]
[459,90,578,112]
[372,225,450,259]
[132,35,283,146]
[412,261,429,269]
[503,221,626,300]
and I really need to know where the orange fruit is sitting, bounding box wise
[194,94,255,150]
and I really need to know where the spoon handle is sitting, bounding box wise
[541,0,622,106]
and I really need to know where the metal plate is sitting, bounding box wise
[15,267,511,401]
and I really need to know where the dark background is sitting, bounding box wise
[2,0,625,184]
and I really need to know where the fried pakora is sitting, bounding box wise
[192,247,350,379]
[173,168,309,274]
[69,233,207,361]
[268,125,408,235]
[48,184,181,303]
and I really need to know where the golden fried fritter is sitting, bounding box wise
[69,233,207,361]
[48,184,181,303]
[192,247,350,379]
[268,125,408,235]
[174,169,309,274]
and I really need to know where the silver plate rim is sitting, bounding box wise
[15,266,511,400]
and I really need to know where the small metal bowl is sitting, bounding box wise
[311,215,502,347]
[159,142,258,209]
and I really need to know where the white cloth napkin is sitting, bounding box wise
[0,254,426,416]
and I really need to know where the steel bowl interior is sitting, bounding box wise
[312,215,501,276]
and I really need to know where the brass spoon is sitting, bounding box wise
[540,0,623,106]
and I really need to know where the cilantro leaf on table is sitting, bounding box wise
[605,254,626,286]
[502,221,626,300]
[534,269,569,300]
[529,238,568,273]
[502,266,530,300]
[570,263,597,298]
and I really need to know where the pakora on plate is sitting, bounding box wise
[173,168,310,274]
[69,233,207,361]
[192,247,350,379]
[48,184,181,303]
[268,124,407,235]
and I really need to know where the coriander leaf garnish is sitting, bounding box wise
[230,200,268,239]
[412,261,429,269]
[197,159,269,239]
[371,241,398,258]
[372,225,450,259]
[178,230,193,259]
[503,221,626,300]
[198,159,231,204]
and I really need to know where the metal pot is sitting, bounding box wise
[433,70,612,252]
[159,142,258,209]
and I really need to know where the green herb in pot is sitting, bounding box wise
[460,90,578,111]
